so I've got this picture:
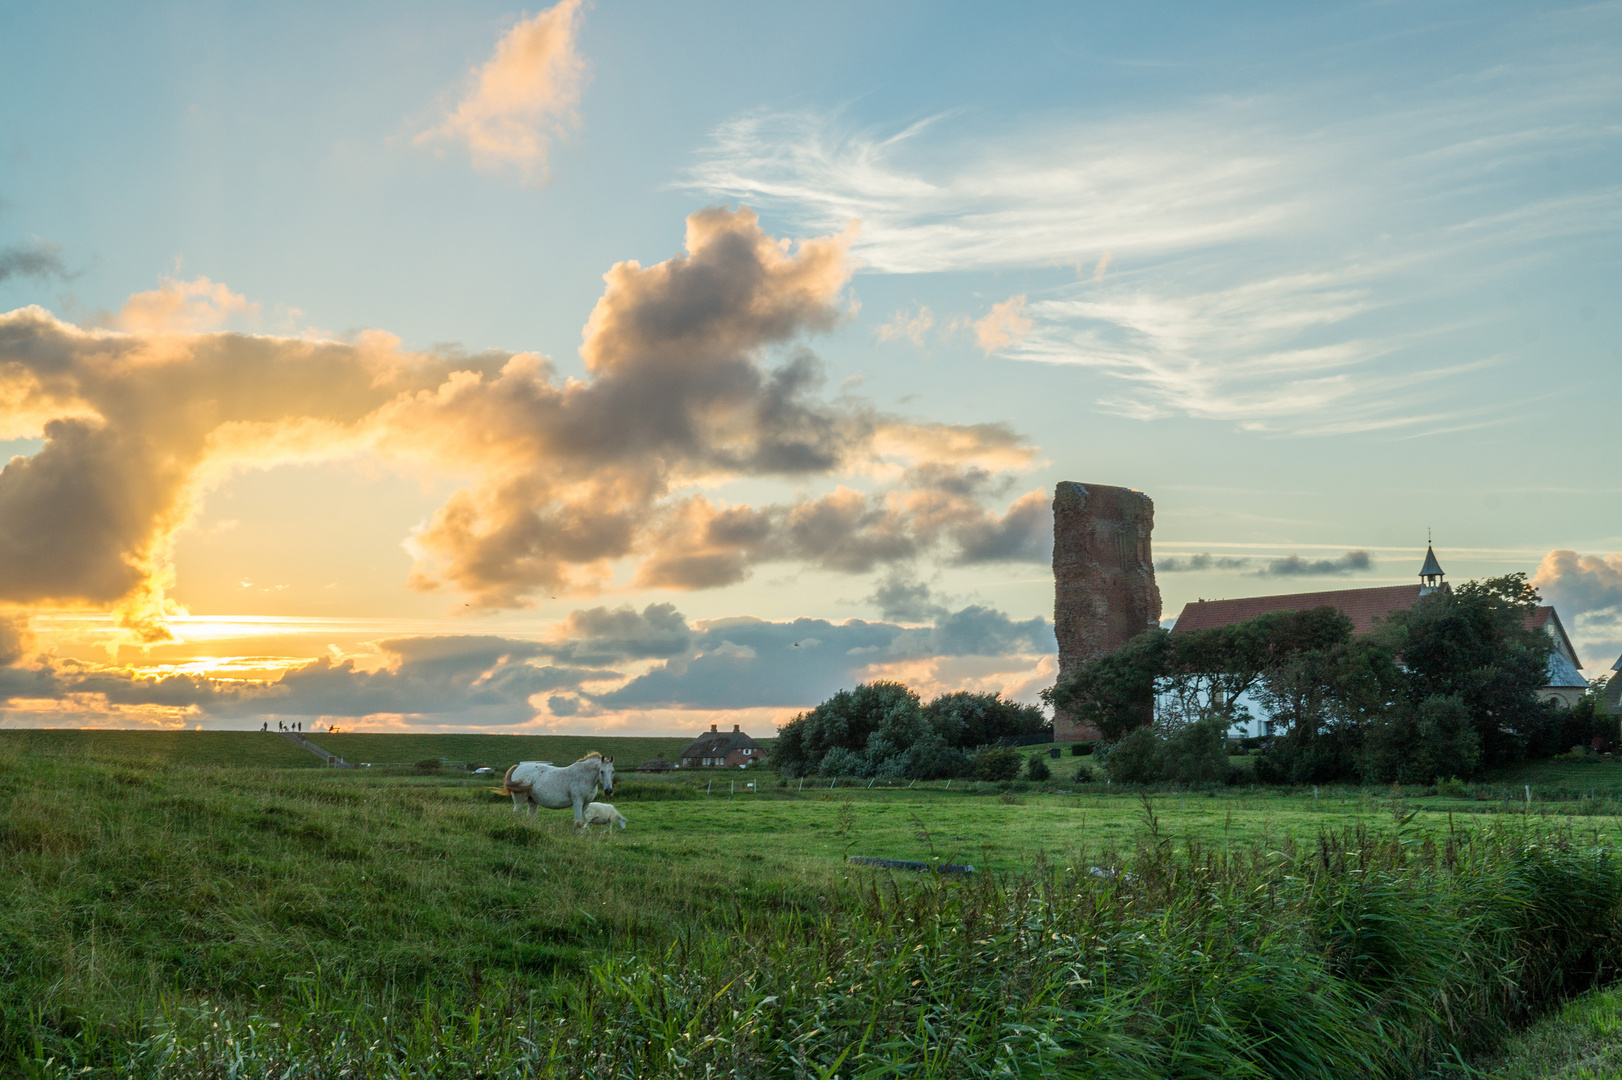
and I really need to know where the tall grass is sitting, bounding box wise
[8,750,1622,1077]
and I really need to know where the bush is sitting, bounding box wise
[1102,726,1161,784]
[1161,719,1234,785]
[1071,742,1094,756]
[971,746,1022,781]
[1025,754,1051,782]
[1436,776,1467,797]
[413,758,440,772]
[1072,762,1093,783]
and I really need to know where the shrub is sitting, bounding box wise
[1160,718,1234,785]
[971,746,1022,781]
[1071,742,1094,756]
[1025,754,1051,782]
[1436,776,1467,797]
[1102,726,1161,784]
[1072,762,1093,783]
[413,758,440,772]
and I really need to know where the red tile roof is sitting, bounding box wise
[1171,584,1426,636]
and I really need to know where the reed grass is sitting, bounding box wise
[7,749,1622,1077]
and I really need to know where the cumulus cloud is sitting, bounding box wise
[0,206,1043,636]
[634,476,1050,590]
[115,276,259,333]
[866,573,947,623]
[0,241,68,284]
[972,295,1031,354]
[1533,550,1622,615]
[1258,550,1374,577]
[416,0,587,181]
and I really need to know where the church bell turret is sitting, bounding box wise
[1418,544,1445,595]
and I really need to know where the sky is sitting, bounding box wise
[0,0,1618,734]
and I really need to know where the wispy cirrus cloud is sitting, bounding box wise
[687,8,1622,437]
[415,0,588,183]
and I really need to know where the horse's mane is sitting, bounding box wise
[576,751,603,761]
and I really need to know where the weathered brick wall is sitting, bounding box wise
[1051,482,1161,741]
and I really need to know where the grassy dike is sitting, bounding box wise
[6,744,1622,1077]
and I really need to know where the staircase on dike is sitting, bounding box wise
[278,730,355,768]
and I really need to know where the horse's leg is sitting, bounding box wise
[573,796,586,831]
[511,792,523,814]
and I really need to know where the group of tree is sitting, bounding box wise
[1045,574,1614,786]
[768,683,1050,780]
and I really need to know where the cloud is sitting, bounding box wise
[416,0,587,181]
[593,603,1053,711]
[687,20,1622,437]
[876,306,933,345]
[116,276,260,333]
[0,611,32,666]
[1533,550,1622,615]
[0,600,1053,726]
[633,478,1050,590]
[688,108,1297,276]
[1157,553,1255,573]
[544,603,693,664]
[972,295,1031,354]
[1,208,1043,635]
[866,572,948,623]
[0,241,68,284]
[1157,549,1374,577]
[1258,550,1374,577]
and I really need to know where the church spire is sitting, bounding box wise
[1419,538,1445,595]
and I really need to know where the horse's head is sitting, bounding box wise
[599,755,615,796]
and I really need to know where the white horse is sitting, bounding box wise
[582,802,627,830]
[503,753,615,828]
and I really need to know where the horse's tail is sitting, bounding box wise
[502,764,531,794]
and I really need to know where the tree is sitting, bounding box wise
[1380,573,1557,771]
[769,684,1047,779]
[1252,637,1404,784]
[1045,607,1353,740]
[767,681,925,778]
[925,691,1049,747]
[1043,630,1168,741]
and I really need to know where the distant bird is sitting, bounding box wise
[793,642,800,647]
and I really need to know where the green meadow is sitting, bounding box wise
[0,729,694,770]
[7,731,1622,1077]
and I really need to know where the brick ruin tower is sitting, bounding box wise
[1051,482,1162,741]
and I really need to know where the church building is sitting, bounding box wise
[1165,548,1590,736]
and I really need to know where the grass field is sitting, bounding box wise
[0,729,695,770]
[1479,985,1622,1078]
[8,731,1622,1076]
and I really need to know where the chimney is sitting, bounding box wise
[733,724,740,733]
[710,724,717,733]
